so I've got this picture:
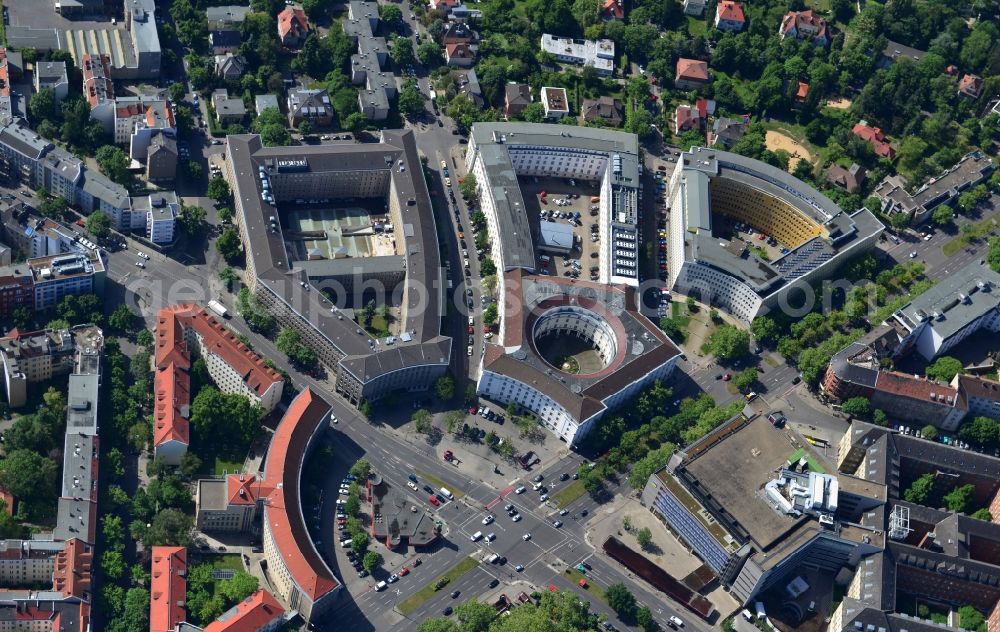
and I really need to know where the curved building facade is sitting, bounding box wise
[666,147,883,322]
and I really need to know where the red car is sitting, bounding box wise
[722,372,732,382]
[468,326,475,334]
[429,496,440,506]
[399,567,410,576]
[758,233,766,240]
[468,406,477,415]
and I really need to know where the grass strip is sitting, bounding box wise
[397,556,479,615]
[942,216,1000,256]
[565,567,606,603]
[551,479,586,507]
[415,469,464,500]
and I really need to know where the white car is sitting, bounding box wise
[407,481,418,491]
[441,160,447,169]
[471,531,483,542]
[669,616,684,627]
[522,533,531,541]
[514,486,526,494]
[512,514,522,522]
[138,252,150,259]
[485,532,496,541]
[909,251,917,258]
[135,261,145,268]
[467,346,473,356]
[482,515,494,525]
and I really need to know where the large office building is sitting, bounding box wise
[640,410,884,608]
[665,147,883,322]
[478,269,681,446]
[153,304,283,464]
[465,123,680,446]
[465,122,643,286]
[0,324,101,407]
[224,130,451,406]
[831,421,1000,632]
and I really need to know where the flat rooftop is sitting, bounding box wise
[891,260,1000,339]
[226,130,449,378]
[681,414,814,550]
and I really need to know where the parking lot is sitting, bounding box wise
[518,176,605,281]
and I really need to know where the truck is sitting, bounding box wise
[207,300,229,318]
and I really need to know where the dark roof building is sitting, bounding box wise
[581,96,624,126]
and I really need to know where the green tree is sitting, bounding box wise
[0,450,58,520]
[920,425,938,441]
[412,409,433,433]
[136,328,154,347]
[522,101,546,123]
[178,204,207,235]
[605,583,637,620]
[85,210,112,240]
[971,508,993,522]
[957,605,986,632]
[169,82,187,103]
[458,173,478,202]
[216,226,243,262]
[932,205,955,226]
[705,325,749,362]
[142,508,194,546]
[253,106,293,146]
[101,550,127,580]
[958,416,1000,448]
[363,550,381,573]
[344,494,360,517]
[903,472,936,505]
[398,80,424,117]
[732,367,758,392]
[350,458,372,479]
[207,176,231,203]
[219,267,239,290]
[96,145,133,186]
[351,531,370,556]
[455,600,497,630]
[636,606,654,631]
[444,410,464,433]
[435,374,456,400]
[417,619,459,632]
[750,316,779,346]
[483,303,498,326]
[379,4,403,28]
[841,396,872,418]
[391,37,415,67]
[108,304,137,333]
[926,356,964,381]
[11,306,33,331]
[480,259,497,276]
[636,527,652,549]
[943,483,974,513]
[219,571,258,603]
[417,40,443,66]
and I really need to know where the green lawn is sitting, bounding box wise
[942,216,1000,256]
[565,568,606,603]
[685,15,708,37]
[415,469,465,500]
[551,479,586,507]
[202,554,244,573]
[397,557,480,615]
[214,456,244,476]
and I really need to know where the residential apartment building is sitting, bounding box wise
[540,34,615,75]
[714,0,746,31]
[345,1,397,120]
[277,6,310,48]
[212,89,247,125]
[82,54,115,129]
[682,0,706,16]
[27,251,105,311]
[581,96,624,127]
[113,96,176,161]
[150,547,187,632]
[0,325,98,407]
[153,304,283,464]
[504,83,531,119]
[287,88,334,128]
[0,269,33,322]
[779,10,831,45]
[34,61,69,101]
[146,131,178,184]
[540,87,569,119]
[675,58,710,90]
[874,151,994,224]
[203,590,286,632]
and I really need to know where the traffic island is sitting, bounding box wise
[396,556,480,616]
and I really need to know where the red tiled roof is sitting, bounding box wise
[446,43,474,59]
[82,54,114,108]
[154,361,190,448]
[150,547,187,632]
[676,58,709,82]
[262,388,339,601]
[875,371,959,406]
[154,304,281,451]
[780,10,829,39]
[601,0,624,19]
[227,473,271,506]
[796,82,809,99]
[958,73,982,97]
[278,7,309,40]
[115,103,144,118]
[204,589,285,632]
[51,539,93,599]
[675,104,699,133]
[716,1,745,23]
[852,123,895,159]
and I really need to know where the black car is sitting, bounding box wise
[451,590,461,598]
[443,606,453,616]
[489,578,499,588]
[497,556,507,565]
[358,570,369,578]
[559,472,569,481]
[792,376,802,384]
[423,484,434,494]
[436,494,447,504]
[533,474,544,482]
[580,509,589,517]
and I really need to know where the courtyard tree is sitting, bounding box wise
[840,396,872,419]
[207,176,231,203]
[920,425,938,441]
[926,356,964,381]
[705,325,749,362]
[943,483,975,513]
[85,211,112,240]
[96,145,133,187]
[435,374,456,400]
[636,527,653,550]
[903,472,936,505]
[216,227,242,262]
